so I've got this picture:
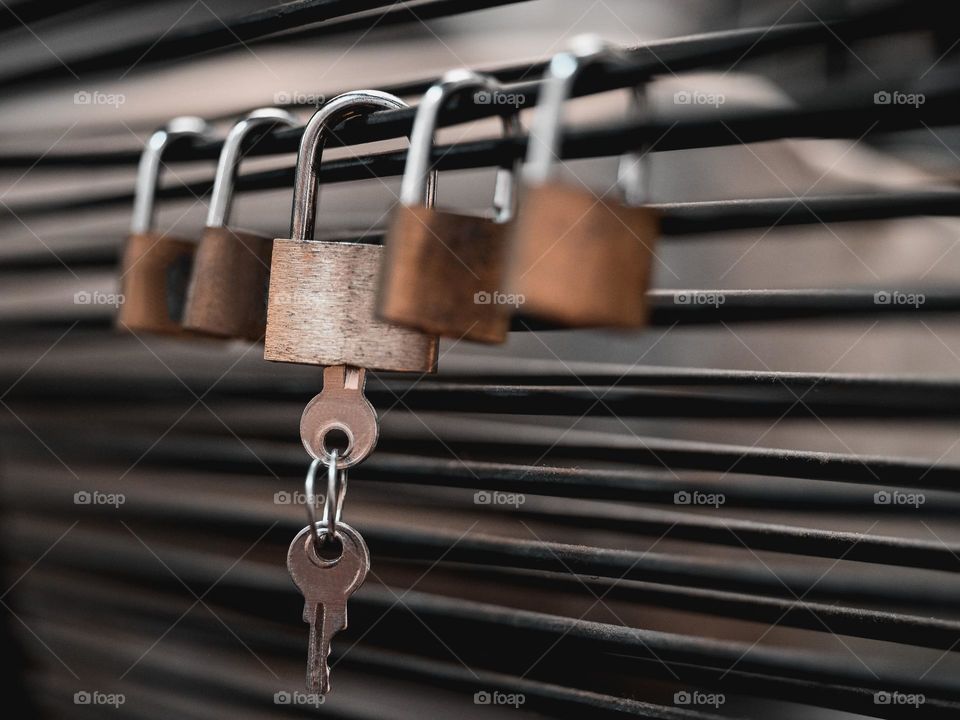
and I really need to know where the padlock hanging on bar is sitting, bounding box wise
[183,108,298,341]
[117,117,214,335]
[264,90,439,372]
[377,69,522,344]
[506,36,660,329]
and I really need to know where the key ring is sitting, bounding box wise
[304,451,348,549]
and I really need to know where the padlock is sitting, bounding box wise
[264,90,438,372]
[506,37,660,328]
[378,69,521,344]
[117,116,214,335]
[183,108,298,340]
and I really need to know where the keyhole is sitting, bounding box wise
[323,427,351,456]
[314,534,344,563]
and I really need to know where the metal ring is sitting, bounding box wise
[304,452,348,550]
[304,457,322,546]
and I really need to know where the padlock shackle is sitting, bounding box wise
[400,69,521,223]
[524,36,650,204]
[616,86,650,207]
[290,90,436,242]
[130,116,214,234]
[206,108,298,228]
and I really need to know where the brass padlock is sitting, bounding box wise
[264,90,438,372]
[378,69,521,344]
[506,37,660,328]
[183,108,298,340]
[117,116,214,335]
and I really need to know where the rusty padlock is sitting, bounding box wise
[117,116,214,335]
[378,69,521,344]
[506,37,660,329]
[264,90,438,372]
[183,108,298,340]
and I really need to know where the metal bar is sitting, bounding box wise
[6,74,960,221]
[0,0,941,166]
[6,366,960,417]
[2,288,959,334]
[0,0,535,91]
[9,525,960,713]
[11,500,960,612]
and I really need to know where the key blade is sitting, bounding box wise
[307,601,347,694]
[306,603,329,693]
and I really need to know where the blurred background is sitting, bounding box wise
[2,0,960,717]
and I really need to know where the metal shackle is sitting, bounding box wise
[130,116,214,234]
[290,90,437,242]
[524,35,649,203]
[399,68,522,223]
[206,108,298,228]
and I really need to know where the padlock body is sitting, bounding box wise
[378,206,511,344]
[265,239,438,372]
[506,182,659,328]
[117,230,195,335]
[183,225,273,340]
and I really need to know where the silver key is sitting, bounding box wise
[287,521,370,693]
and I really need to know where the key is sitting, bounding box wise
[300,365,379,469]
[287,521,370,693]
